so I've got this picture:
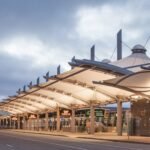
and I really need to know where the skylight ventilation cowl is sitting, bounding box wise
[131,44,147,54]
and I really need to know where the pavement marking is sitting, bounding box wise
[74,140,144,150]
[75,140,144,150]
[1,132,147,150]
[6,144,14,148]
[77,140,144,150]
[22,138,89,150]
[99,143,143,150]
[3,134,88,150]
[6,144,15,150]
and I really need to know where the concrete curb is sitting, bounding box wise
[11,130,68,137]
[77,137,150,145]
[9,130,150,145]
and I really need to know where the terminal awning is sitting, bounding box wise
[0,62,134,115]
[94,70,150,100]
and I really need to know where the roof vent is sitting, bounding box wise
[132,44,147,54]
[102,59,111,63]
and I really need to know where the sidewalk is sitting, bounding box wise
[7,129,150,144]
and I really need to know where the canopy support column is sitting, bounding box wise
[4,118,6,128]
[17,116,20,129]
[90,104,95,134]
[3,118,5,128]
[7,118,9,128]
[1,119,2,128]
[1,119,3,128]
[13,119,16,129]
[22,115,25,129]
[9,117,12,129]
[6,118,8,129]
[37,113,39,131]
[5,118,7,128]
[57,107,60,132]
[27,114,31,130]
[45,112,49,131]
[2,119,3,128]
[71,108,75,132]
[0,119,2,128]
[117,100,123,136]
[26,116,28,130]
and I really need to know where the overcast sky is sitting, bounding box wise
[0,0,150,100]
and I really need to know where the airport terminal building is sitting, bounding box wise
[0,30,150,136]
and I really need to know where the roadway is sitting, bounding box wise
[0,130,149,150]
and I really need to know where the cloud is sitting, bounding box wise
[0,35,74,99]
[74,4,142,42]
[0,35,73,70]
[69,1,150,59]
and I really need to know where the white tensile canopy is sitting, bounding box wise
[0,64,134,115]
[1,56,150,116]
[94,70,150,101]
